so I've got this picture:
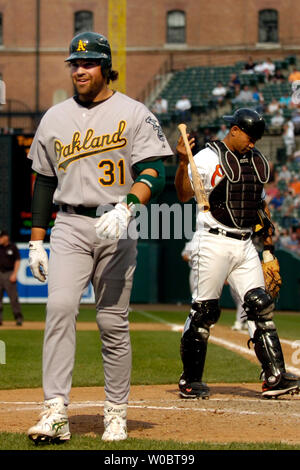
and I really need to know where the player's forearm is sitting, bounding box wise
[31,227,47,241]
[126,162,166,206]
[128,168,157,205]
[175,134,195,202]
[175,161,194,202]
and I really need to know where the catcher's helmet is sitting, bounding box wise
[65,31,112,68]
[223,108,265,140]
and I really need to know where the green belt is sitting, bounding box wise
[60,204,117,218]
[60,205,98,218]
[74,206,98,217]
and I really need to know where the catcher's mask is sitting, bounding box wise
[223,108,265,141]
[65,31,112,70]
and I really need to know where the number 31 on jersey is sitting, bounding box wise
[98,158,125,186]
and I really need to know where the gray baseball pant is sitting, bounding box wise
[42,212,137,405]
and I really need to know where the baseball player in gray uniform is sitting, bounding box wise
[175,108,300,400]
[26,31,173,443]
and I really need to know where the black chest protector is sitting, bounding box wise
[206,140,270,229]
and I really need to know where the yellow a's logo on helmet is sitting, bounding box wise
[76,40,87,52]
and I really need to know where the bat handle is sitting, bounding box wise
[178,123,210,213]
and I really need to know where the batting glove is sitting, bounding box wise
[95,203,132,240]
[28,240,49,282]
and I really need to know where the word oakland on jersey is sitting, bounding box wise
[29,92,172,207]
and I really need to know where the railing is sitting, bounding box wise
[137,56,173,106]
[0,99,43,133]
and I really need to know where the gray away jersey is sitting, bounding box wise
[28,92,173,206]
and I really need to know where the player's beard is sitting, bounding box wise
[73,75,106,102]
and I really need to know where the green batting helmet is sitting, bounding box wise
[65,31,112,68]
[223,108,265,140]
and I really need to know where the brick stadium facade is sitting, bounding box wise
[0,0,299,131]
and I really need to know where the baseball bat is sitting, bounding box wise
[178,123,210,212]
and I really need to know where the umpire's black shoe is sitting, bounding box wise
[15,314,23,326]
[262,372,300,399]
[178,375,210,399]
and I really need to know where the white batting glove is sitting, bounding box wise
[95,203,132,240]
[28,240,49,282]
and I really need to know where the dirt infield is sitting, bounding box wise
[1,320,300,445]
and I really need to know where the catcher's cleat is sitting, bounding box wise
[102,401,127,441]
[27,397,71,443]
[179,375,210,399]
[262,372,300,399]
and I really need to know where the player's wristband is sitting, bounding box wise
[263,249,274,263]
[263,244,274,254]
[123,193,141,215]
[134,173,165,199]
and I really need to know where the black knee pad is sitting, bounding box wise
[181,299,220,344]
[243,288,274,322]
[191,299,221,330]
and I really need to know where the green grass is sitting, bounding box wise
[3,304,299,341]
[217,309,300,341]
[130,307,300,341]
[0,303,299,451]
[0,304,187,323]
[0,432,300,451]
[0,303,296,390]
[0,329,260,389]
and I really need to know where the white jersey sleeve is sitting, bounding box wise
[188,147,220,194]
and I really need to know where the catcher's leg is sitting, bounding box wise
[243,288,300,398]
[179,299,221,399]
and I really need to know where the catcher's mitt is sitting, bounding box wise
[261,256,282,299]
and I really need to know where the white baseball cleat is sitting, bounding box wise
[27,396,71,443]
[102,401,127,441]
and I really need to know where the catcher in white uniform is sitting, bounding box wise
[175,108,300,400]
[182,236,247,330]
[26,31,173,443]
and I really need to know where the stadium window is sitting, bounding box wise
[0,13,3,45]
[74,10,93,35]
[258,9,278,43]
[167,10,186,44]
